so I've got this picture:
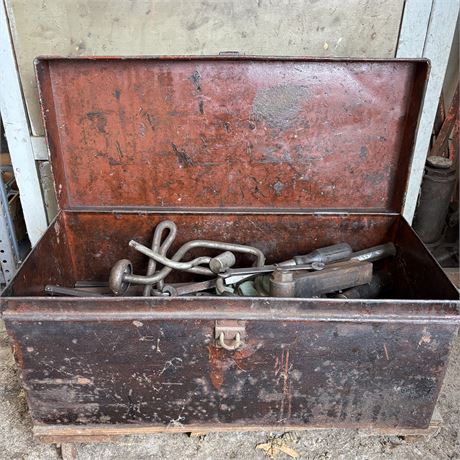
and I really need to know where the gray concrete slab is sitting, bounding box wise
[1,319,459,459]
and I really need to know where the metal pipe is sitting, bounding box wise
[413,156,457,243]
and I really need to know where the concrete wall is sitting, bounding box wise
[5,0,405,136]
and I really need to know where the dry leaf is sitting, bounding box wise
[278,444,299,458]
[256,437,299,459]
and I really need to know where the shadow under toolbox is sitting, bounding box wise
[1,57,459,440]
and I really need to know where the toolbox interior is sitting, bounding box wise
[4,57,457,303]
[6,211,458,301]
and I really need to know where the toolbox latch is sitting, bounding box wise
[215,320,246,351]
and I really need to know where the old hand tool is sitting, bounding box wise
[130,240,212,270]
[45,285,104,297]
[219,262,325,285]
[269,260,373,297]
[110,234,265,295]
[334,272,391,299]
[161,279,217,296]
[350,243,396,262]
[278,243,352,267]
[209,251,236,273]
[143,220,177,296]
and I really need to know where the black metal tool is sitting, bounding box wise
[350,243,396,262]
[334,272,391,299]
[161,279,217,296]
[219,262,325,285]
[278,243,352,267]
[45,285,104,297]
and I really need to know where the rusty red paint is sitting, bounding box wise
[35,57,428,213]
[431,85,459,159]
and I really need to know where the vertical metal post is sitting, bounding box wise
[0,173,18,284]
[0,0,48,245]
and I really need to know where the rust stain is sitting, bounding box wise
[418,333,432,347]
[207,341,257,391]
[207,345,225,390]
[86,111,107,133]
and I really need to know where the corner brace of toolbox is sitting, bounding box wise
[214,320,246,351]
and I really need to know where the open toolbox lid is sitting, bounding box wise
[35,56,429,214]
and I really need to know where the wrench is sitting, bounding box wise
[162,279,217,296]
[45,285,104,297]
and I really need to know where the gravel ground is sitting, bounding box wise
[1,320,458,460]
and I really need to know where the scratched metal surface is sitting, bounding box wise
[4,310,458,428]
[35,57,428,213]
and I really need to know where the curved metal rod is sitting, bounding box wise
[125,240,265,285]
[143,220,177,296]
[131,240,211,270]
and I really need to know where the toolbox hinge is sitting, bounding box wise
[218,51,242,56]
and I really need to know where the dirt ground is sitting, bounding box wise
[1,320,459,460]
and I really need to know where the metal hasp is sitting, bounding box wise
[412,156,457,244]
[214,320,246,351]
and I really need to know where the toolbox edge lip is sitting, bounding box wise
[61,207,402,215]
[34,55,431,64]
[3,296,459,323]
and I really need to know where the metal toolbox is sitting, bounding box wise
[1,57,459,441]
